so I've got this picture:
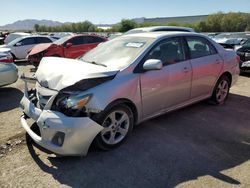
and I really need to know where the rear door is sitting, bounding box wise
[139,37,192,118]
[185,36,223,99]
[35,37,52,44]
[82,36,106,55]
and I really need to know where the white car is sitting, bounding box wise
[4,32,31,44]
[0,36,53,60]
[0,51,18,87]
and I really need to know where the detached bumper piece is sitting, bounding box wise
[20,80,103,156]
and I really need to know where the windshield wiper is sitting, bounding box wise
[82,60,107,67]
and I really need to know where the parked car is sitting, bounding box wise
[236,38,250,73]
[0,32,9,45]
[213,32,250,47]
[124,26,195,35]
[0,51,18,87]
[27,34,107,67]
[4,32,31,44]
[0,35,54,60]
[20,32,239,156]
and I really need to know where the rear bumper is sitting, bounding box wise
[20,81,103,156]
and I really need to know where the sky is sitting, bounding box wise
[0,0,249,26]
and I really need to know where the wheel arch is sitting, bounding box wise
[219,71,232,87]
[11,52,17,60]
[104,98,139,125]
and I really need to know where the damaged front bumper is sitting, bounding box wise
[20,79,103,156]
[240,60,250,73]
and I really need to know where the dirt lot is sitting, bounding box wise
[0,62,249,188]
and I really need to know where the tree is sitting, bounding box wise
[205,12,224,32]
[118,19,138,32]
[221,12,247,32]
[34,24,40,32]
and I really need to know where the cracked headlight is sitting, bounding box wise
[54,92,92,116]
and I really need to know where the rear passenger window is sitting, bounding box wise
[36,37,52,44]
[186,37,217,59]
[84,36,105,44]
[19,38,35,46]
[68,36,84,45]
[146,37,185,65]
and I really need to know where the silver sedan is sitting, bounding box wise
[0,52,18,87]
[20,32,239,156]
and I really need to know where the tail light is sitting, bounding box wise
[0,53,13,63]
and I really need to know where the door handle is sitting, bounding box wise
[183,67,189,73]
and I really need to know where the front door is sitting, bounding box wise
[139,37,192,118]
[13,37,36,59]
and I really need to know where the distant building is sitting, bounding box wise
[96,24,112,30]
[132,15,208,24]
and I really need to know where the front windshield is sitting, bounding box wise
[53,35,72,45]
[80,36,154,70]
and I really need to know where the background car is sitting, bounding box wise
[4,32,31,44]
[0,35,54,60]
[20,32,239,156]
[236,38,250,73]
[124,26,195,35]
[213,32,250,47]
[0,51,18,87]
[27,34,107,66]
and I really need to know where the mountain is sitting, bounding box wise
[0,19,64,31]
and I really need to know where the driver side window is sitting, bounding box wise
[18,38,35,46]
[146,37,185,65]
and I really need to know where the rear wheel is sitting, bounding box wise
[211,75,230,104]
[93,104,134,150]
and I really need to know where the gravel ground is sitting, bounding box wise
[0,63,249,188]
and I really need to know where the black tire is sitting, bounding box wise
[211,75,230,105]
[11,53,17,61]
[93,104,134,150]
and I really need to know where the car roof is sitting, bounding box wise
[18,35,52,40]
[8,32,31,36]
[132,26,194,32]
[120,31,202,39]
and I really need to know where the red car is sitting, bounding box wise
[27,34,107,66]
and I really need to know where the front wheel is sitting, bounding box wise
[93,104,134,150]
[211,75,230,105]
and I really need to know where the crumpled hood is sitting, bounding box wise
[36,57,119,91]
[28,43,53,56]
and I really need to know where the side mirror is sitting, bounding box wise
[65,43,73,48]
[143,59,163,71]
[240,39,246,45]
[15,42,22,46]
